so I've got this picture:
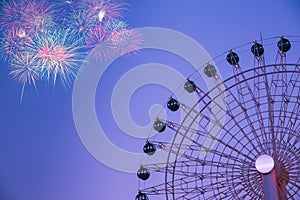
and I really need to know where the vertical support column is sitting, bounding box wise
[255,154,280,200]
[262,169,279,200]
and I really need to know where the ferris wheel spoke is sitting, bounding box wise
[167,176,240,199]
[164,176,204,194]
[253,63,277,154]
[176,95,263,159]
[169,86,263,162]
[234,65,268,136]
[268,52,291,157]
[274,66,300,144]
[286,100,300,138]
[179,125,256,162]
[208,148,253,164]
[281,110,300,146]
[196,176,249,199]
[142,143,251,174]
[223,86,266,154]
[171,157,246,171]
[150,139,254,168]
[225,50,270,152]
[253,65,276,145]
[140,182,169,195]
[284,74,300,142]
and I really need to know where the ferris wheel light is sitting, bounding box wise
[255,154,275,174]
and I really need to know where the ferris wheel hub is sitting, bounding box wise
[255,154,275,174]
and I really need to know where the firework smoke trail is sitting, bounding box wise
[27,28,86,87]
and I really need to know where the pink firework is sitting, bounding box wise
[110,28,143,56]
[84,0,127,23]
[0,28,32,61]
[28,29,85,86]
[54,0,83,20]
[103,19,128,33]
[0,0,54,35]
[9,53,41,101]
[0,0,27,30]
[86,25,117,61]
[63,8,94,39]
[22,0,55,34]
[0,0,141,99]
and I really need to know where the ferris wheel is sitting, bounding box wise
[135,35,300,200]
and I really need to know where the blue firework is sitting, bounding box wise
[62,8,94,42]
[111,28,143,56]
[52,0,83,23]
[0,0,55,35]
[0,28,32,62]
[9,52,41,101]
[83,0,127,24]
[85,25,117,61]
[26,27,86,86]
[103,18,128,33]
[0,0,141,99]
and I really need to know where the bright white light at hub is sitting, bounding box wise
[255,154,274,174]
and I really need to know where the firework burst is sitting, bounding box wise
[83,0,127,24]
[0,28,32,61]
[86,19,142,60]
[111,28,143,56]
[54,0,83,21]
[9,53,41,101]
[86,25,117,61]
[63,8,94,41]
[0,0,141,99]
[0,0,27,31]
[103,18,128,33]
[0,0,54,35]
[22,0,55,34]
[28,28,86,86]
